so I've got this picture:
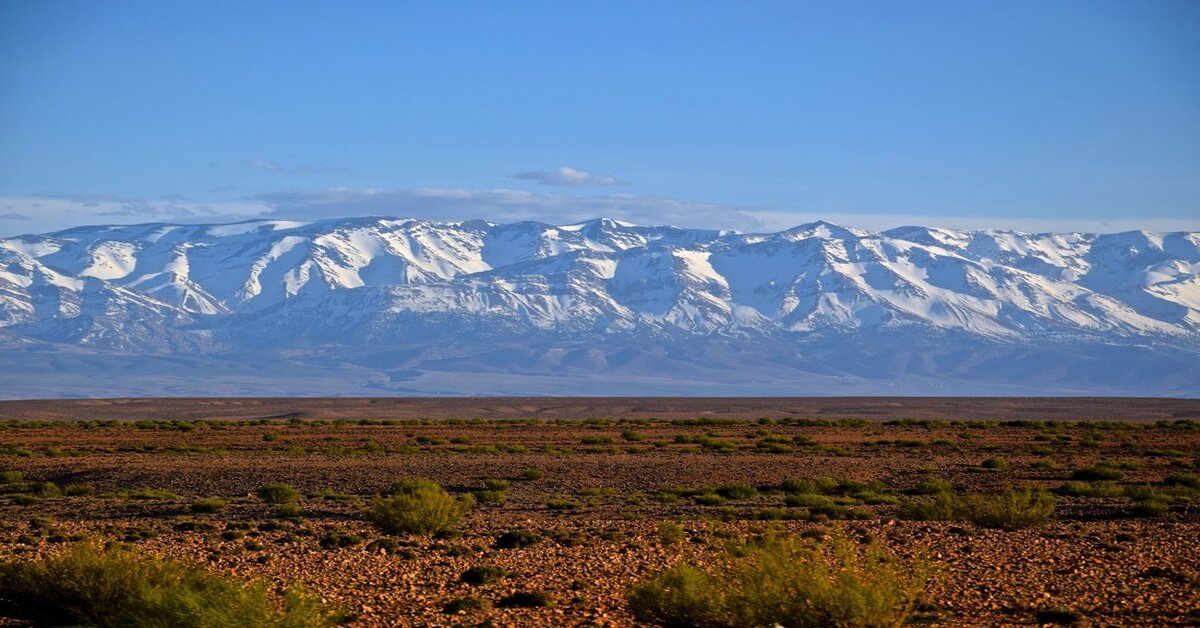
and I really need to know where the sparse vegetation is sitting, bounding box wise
[498,589,554,608]
[522,467,545,481]
[191,497,229,514]
[0,543,337,627]
[627,533,930,627]
[364,479,472,536]
[494,529,542,549]
[256,483,300,504]
[656,521,686,544]
[901,488,1056,529]
[460,565,507,585]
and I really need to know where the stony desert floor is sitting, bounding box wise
[0,400,1198,626]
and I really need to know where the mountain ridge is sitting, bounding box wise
[2,217,1197,397]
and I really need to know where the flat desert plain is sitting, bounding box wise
[0,398,1198,626]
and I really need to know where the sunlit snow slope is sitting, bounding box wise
[1,217,1197,397]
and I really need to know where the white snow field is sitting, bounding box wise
[1,217,1197,397]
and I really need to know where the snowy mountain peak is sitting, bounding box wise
[1,216,1198,396]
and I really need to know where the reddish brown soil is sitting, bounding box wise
[1,412,1198,626]
[2,396,1199,422]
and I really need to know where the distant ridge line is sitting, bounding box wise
[1,397,1197,422]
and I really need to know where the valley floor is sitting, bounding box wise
[1,410,1198,625]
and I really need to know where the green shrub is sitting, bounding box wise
[1071,464,1124,482]
[628,533,930,627]
[62,484,94,497]
[460,565,507,585]
[657,521,686,544]
[319,529,362,549]
[256,484,300,504]
[962,488,1056,530]
[494,529,542,549]
[899,492,960,521]
[0,471,23,484]
[715,484,758,500]
[482,478,509,491]
[522,467,545,481]
[191,498,229,514]
[979,458,1007,471]
[1163,473,1200,489]
[693,493,726,506]
[28,482,62,498]
[474,490,506,505]
[1131,500,1169,517]
[912,477,953,495]
[0,543,337,627]
[497,590,554,608]
[1055,481,1124,498]
[364,481,472,536]
[781,478,819,494]
[274,503,302,519]
[901,489,1056,529]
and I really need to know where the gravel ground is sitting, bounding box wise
[1,418,1197,626]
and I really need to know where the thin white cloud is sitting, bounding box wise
[513,166,623,187]
[247,159,347,174]
[254,186,761,230]
[0,195,270,236]
[2,189,1197,238]
[744,211,1200,235]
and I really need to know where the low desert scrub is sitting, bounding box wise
[522,467,545,481]
[1071,463,1124,482]
[964,488,1056,529]
[482,478,509,491]
[191,498,229,514]
[364,479,472,535]
[494,529,542,549]
[978,457,1007,472]
[460,565,507,585]
[0,543,337,627]
[627,533,930,627]
[714,484,758,500]
[497,589,554,608]
[473,489,506,505]
[901,488,1056,529]
[256,484,300,504]
[657,521,686,544]
[103,488,180,500]
[274,503,303,519]
[319,529,362,549]
[0,471,23,484]
[912,477,953,495]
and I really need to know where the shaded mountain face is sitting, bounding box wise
[1,217,1197,397]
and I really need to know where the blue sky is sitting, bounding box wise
[1,0,1197,235]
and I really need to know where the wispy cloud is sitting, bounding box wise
[0,194,270,236]
[254,186,760,229]
[513,166,623,187]
[3,189,1198,238]
[247,159,347,174]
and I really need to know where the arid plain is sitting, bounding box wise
[1,398,1198,626]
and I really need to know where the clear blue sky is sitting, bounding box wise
[1,0,1197,234]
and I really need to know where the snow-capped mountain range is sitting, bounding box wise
[2,217,1198,397]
